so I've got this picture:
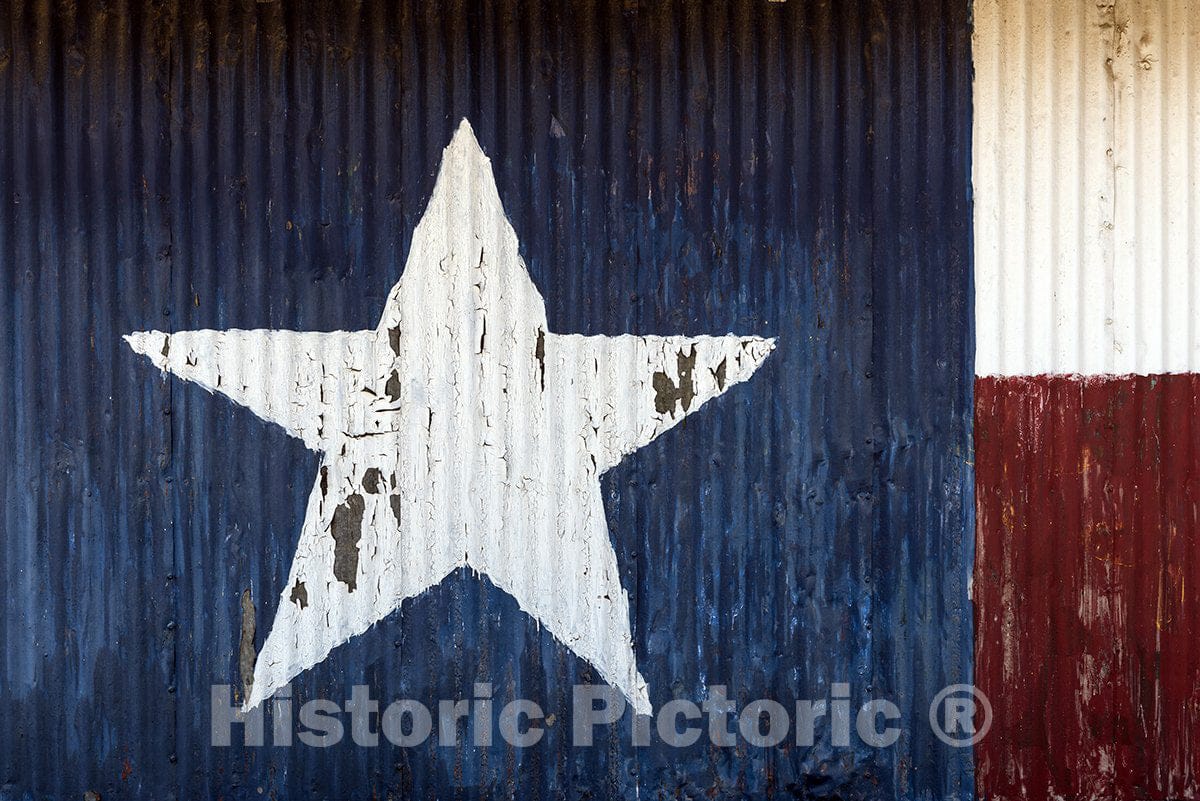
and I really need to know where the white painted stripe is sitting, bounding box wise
[973,0,1200,376]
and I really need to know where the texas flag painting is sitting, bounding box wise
[0,1,1197,800]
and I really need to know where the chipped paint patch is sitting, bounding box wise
[238,589,256,699]
[361,467,382,494]
[330,493,365,592]
[651,347,697,416]
[289,581,308,610]
[389,494,402,527]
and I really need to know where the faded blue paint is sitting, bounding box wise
[0,0,974,798]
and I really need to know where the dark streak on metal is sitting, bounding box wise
[534,328,546,391]
[330,493,365,592]
[389,494,402,527]
[238,590,256,699]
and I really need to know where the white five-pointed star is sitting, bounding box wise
[126,120,775,715]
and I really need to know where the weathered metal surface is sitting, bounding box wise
[975,375,1200,800]
[973,0,1200,378]
[973,2,1200,799]
[0,1,974,798]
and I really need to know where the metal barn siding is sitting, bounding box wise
[973,1,1200,799]
[0,2,974,799]
[973,0,1200,378]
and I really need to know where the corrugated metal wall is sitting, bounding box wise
[976,374,1200,800]
[973,2,1200,799]
[0,1,974,798]
[973,0,1200,376]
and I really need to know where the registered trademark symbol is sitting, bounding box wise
[929,684,992,747]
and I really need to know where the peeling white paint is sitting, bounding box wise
[126,120,775,715]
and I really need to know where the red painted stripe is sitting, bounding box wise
[975,374,1200,801]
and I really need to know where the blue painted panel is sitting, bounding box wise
[0,1,974,798]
